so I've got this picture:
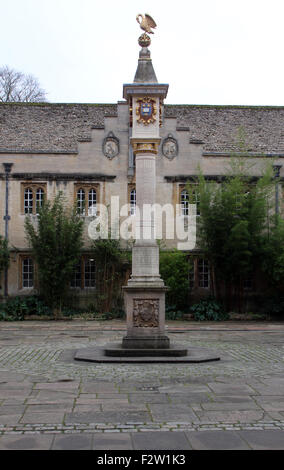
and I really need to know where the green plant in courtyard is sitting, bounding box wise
[194,161,275,312]
[160,249,192,311]
[24,193,84,317]
[190,297,229,321]
[90,237,129,315]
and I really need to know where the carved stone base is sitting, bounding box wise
[123,284,169,350]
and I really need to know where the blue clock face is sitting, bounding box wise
[141,102,152,116]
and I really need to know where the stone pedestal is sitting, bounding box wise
[122,284,169,349]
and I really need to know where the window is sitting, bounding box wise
[180,189,189,216]
[180,186,200,216]
[243,276,253,290]
[130,188,136,215]
[71,257,96,289]
[22,184,46,215]
[198,259,210,288]
[74,184,99,216]
[21,257,34,288]
[128,184,136,215]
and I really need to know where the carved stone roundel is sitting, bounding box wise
[133,299,159,328]
[162,134,178,159]
[103,132,119,159]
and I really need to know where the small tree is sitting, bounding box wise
[160,249,191,311]
[195,163,274,311]
[0,65,46,102]
[90,237,129,314]
[0,236,10,273]
[0,236,10,291]
[25,194,84,316]
[261,216,284,289]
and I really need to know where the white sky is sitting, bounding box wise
[1,0,284,105]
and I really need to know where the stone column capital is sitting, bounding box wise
[131,138,161,155]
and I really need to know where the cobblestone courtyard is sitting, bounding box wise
[0,320,284,450]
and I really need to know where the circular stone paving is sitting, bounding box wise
[0,327,283,382]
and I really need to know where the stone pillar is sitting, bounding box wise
[123,142,169,350]
[121,31,170,351]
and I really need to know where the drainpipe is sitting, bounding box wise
[3,163,13,298]
[273,164,282,219]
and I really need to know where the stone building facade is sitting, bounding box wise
[0,98,283,305]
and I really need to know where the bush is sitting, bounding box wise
[0,296,51,321]
[260,295,284,318]
[165,305,184,320]
[190,297,229,321]
[160,250,191,311]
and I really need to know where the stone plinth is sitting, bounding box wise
[122,284,170,350]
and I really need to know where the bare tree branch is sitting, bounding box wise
[0,65,47,102]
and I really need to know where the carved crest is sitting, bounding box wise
[162,134,178,159]
[136,97,157,125]
[103,132,119,159]
[133,299,159,327]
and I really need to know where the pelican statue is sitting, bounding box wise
[136,13,157,34]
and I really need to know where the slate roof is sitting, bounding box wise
[1,102,284,154]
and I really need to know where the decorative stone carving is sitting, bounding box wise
[133,299,159,327]
[131,138,160,155]
[103,132,119,159]
[162,134,178,159]
[136,97,157,125]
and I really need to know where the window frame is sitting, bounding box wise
[179,184,200,217]
[74,183,100,217]
[20,255,35,290]
[21,183,47,215]
[70,256,96,290]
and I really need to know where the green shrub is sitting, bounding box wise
[190,297,229,321]
[260,296,284,318]
[165,305,184,320]
[0,296,51,321]
[160,250,191,311]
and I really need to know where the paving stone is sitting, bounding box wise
[65,410,151,424]
[254,397,284,411]
[80,383,118,393]
[132,431,192,450]
[0,406,26,415]
[92,433,132,450]
[26,398,75,405]
[20,412,65,424]
[129,393,170,404]
[34,391,78,400]
[26,404,73,413]
[207,383,256,395]
[0,390,31,399]
[72,405,102,412]
[0,434,54,450]
[185,430,250,450]
[250,385,284,395]
[0,415,22,425]
[238,430,284,449]
[169,393,212,404]
[34,382,80,392]
[159,384,211,393]
[149,404,198,422]
[194,410,265,423]
[102,403,147,411]
[52,433,93,450]
[201,402,260,411]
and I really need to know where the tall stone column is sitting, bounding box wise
[122,33,170,351]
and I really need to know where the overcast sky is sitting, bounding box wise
[1,0,284,105]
